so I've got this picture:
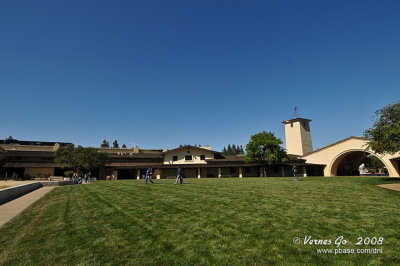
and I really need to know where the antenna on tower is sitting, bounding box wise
[293,106,299,118]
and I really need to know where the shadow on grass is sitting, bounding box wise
[379,177,400,182]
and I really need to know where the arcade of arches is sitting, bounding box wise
[333,151,386,176]
[302,137,400,177]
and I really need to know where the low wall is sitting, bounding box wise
[0,181,74,204]
[40,181,73,186]
[0,182,42,204]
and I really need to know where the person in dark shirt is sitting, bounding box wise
[176,167,183,184]
[145,168,154,184]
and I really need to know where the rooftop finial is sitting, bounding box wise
[293,106,299,118]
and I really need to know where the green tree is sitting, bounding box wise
[222,144,245,155]
[232,145,236,155]
[55,145,109,173]
[222,147,227,154]
[245,131,287,177]
[122,144,127,148]
[100,140,110,148]
[227,144,232,155]
[113,140,119,148]
[364,101,400,155]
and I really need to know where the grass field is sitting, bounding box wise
[0,177,400,265]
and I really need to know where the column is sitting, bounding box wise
[197,168,201,178]
[136,169,140,179]
[303,166,307,177]
[112,170,118,180]
[281,166,285,177]
[218,168,221,178]
[239,167,243,178]
[260,167,264,177]
[156,169,161,179]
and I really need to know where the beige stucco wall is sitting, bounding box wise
[163,147,215,165]
[284,121,313,156]
[302,137,400,177]
[0,144,55,152]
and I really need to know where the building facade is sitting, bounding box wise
[1,117,399,179]
[283,118,400,177]
[0,142,310,180]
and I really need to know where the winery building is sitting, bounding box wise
[1,117,399,179]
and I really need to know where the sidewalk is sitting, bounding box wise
[0,187,55,227]
[377,183,400,192]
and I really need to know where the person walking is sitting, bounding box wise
[291,164,298,181]
[72,172,77,184]
[87,172,92,183]
[145,168,154,184]
[176,167,183,184]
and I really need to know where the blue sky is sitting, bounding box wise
[1,0,399,151]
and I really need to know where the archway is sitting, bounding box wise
[330,150,388,176]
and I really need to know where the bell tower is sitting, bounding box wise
[282,118,313,156]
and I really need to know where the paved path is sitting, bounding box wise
[377,183,400,192]
[0,187,55,227]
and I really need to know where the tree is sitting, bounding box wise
[364,101,400,155]
[122,144,127,148]
[222,147,227,154]
[245,131,287,177]
[100,140,110,148]
[113,140,119,148]
[4,136,15,144]
[232,144,236,155]
[227,144,232,155]
[222,144,245,155]
[55,145,109,173]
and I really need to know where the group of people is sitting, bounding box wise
[72,172,92,184]
[144,167,183,184]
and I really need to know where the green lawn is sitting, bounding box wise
[1,177,400,265]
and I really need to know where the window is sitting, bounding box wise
[200,155,205,160]
[230,167,235,173]
[185,155,192,161]
[173,156,178,161]
[245,167,250,173]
